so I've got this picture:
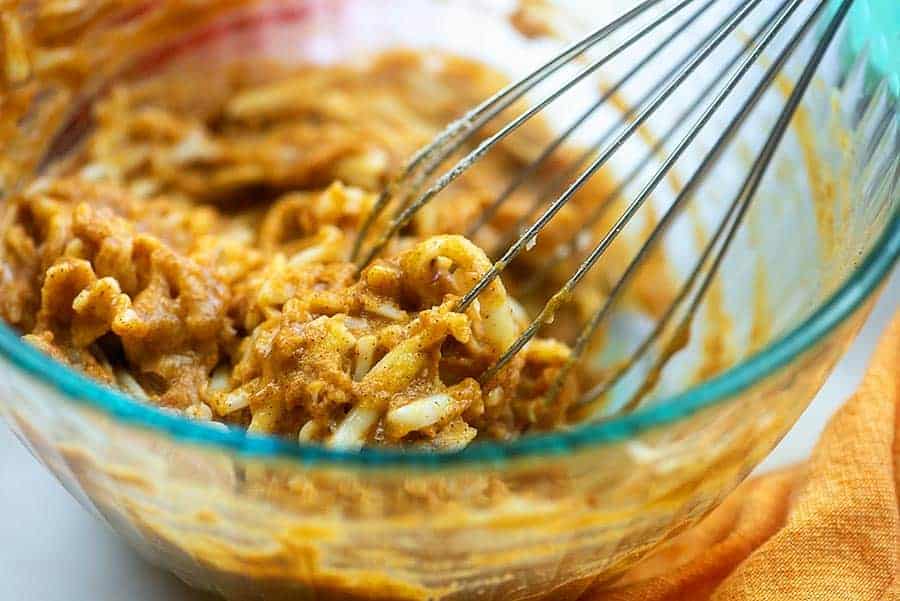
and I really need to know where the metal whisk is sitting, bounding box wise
[350,0,859,414]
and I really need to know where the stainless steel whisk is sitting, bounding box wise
[350,0,861,414]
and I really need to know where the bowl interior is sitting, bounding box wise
[93,0,895,417]
[3,0,899,451]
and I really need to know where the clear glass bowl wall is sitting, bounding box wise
[0,1,897,600]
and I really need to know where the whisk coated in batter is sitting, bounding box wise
[352,0,859,414]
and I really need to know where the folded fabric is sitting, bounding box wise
[584,311,899,601]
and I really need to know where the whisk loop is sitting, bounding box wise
[350,0,858,414]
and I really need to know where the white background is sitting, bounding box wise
[0,267,896,600]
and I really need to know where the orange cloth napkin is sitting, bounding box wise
[583,311,900,601]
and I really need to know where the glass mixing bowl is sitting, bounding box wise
[0,1,897,600]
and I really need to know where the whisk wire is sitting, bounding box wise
[456,0,767,316]
[612,0,855,412]
[520,0,792,296]
[484,0,738,258]
[484,0,780,261]
[479,0,804,386]
[571,0,854,410]
[354,0,700,270]
[465,0,722,239]
[350,0,672,263]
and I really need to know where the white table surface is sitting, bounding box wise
[1,267,897,600]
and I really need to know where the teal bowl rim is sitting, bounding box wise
[0,206,896,468]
